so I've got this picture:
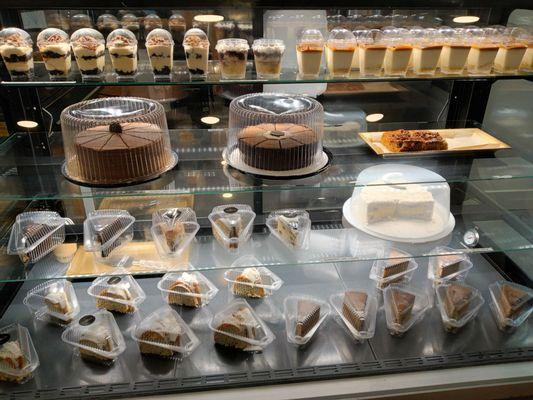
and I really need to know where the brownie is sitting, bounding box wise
[381,129,448,152]
[237,123,319,171]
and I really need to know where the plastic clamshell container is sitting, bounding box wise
[330,290,378,342]
[132,306,200,358]
[87,272,146,313]
[0,324,39,383]
[61,309,126,364]
[427,246,473,284]
[7,211,69,264]
[369,248,418,283]
[208,204,256,252]
[23,279,80,325]
[209,299,275,352]
[151,207,199,258]
[283,295,330,346]
[224,266,283,298]
[157,270,219,307]
[344,164,454,243]
[372,269,415,291]
[84,209,135,260]
[266,209,311,249]
[435,282,484,333]
[383,284,430,336]
[488,281,533,332]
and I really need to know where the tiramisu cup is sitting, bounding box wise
[146,29,174,79]
[71,28,106,80]
[439,27,470,75]
[169,14,186,58]
[467,27,499,74]
[252,39,285,79]
[37,28,72,80]
[0,28,34,80]
[120,13,140,41]
[70,14,92,32]
[383,27,412,76]
[183,28,210,78]
[359,29,387,76]
[216,38,249,79]
[106,29,138,79]
[326,28,356,77]
[144,14,163,36]
[96,14,119,39]
[411,28,442,75]
[494,28,527,73]
[296,29,324,78]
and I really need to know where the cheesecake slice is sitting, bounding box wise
[295,299,321,337]
[342,291,367,331]
[391,288,415,325]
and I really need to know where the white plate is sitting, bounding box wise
[342,198,455,244]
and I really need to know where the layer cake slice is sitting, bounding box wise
[444,283,473,320]
[342,291,367,331]
[295,299,321,337]
[391,288,415,325]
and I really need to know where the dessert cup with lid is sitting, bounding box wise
[169,13,186,58]
[144,14,163,35]
[183,28,210,78]
[494,27,528,73]
[146,29,174,79]
[296,29,324,77]
[0,27,34,81]
[216,38,249,79]
[411,27,442,75]
[439,27,470,75]
[120,13,140,40]
[382,27,412,76]
[252,38,285,79]
[70,13,92,31]
[106,28,138,80]
[70,28,106,80]
[37,28,71,80]
[326,28,356,77]
[358,28,387,76]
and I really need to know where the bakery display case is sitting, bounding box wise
[0,0,532,399]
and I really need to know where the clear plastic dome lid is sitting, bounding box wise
[438,26,466,45]
[144,14,162,28]
[121,13,139,27]
[183,28,209,46]
[71,28,105,46]
[215,38,249,52]
[146,28,174,46]
[106,28,137,46]
[215,20,236,29]
[381,27,411,45]
[169,13,186,26]
[70,14,93,28]
[37,28,69,47]
[252,38,285,52]
[0,27,32,47]
[327,28,356,48]
[234,93,318,116]
[298,29,324,47]
[97,14,119,28]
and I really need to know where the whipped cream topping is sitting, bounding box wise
[240,267,262,283]
[74,35,102,50]
[180,272,199,285]
[0,341,23,361]
[184,35,209,48]
[147,35,172,47]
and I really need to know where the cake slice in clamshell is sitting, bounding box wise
[37,28,71,80]
[0,28,34,80]
[284,295,330,345]
[158,270,219,308]
[435,282,484,333]
[383,285,429,336]
[0,324,39,383]
[489,281,533,332]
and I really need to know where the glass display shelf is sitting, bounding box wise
[1,60,532,88]
[1,123,533,201]
[0,255,531,400]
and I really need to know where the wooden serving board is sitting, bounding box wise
[359,128,510,157]
[65,241,190,278]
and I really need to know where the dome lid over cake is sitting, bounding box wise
[37,28,69,46]
[146,28,173,45]
[71,28,104,45]
[106,28,137,46]
[233,93,319,116]
[169,13,186,25]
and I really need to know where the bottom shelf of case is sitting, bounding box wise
[0,254,532,399]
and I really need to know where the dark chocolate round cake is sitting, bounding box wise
[237,123,319,171]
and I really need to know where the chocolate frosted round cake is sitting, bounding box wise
[61,97,175,186]
[238,123,318,170]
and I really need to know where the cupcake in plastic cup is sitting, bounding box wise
[71,28,105,80]
[466,27,499,74]
[106,29,138,80]
[411,28,442,76]
[325,28,356,77]
[216,38,249,79]
[183,28,209,78]
[439,27,470,75]
[37,28,72,80]
[252,39,285,79]
[494,27,527,73]
[358,29,387,76]
[382,27,412,76]
[146,29,174,79]
[0,28,34,81]
[296,29,324,78]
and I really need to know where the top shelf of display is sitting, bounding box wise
[1,24,532,87]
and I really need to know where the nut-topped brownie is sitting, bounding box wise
[381,129,448,152]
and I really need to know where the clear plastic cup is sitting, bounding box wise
[146,28,174,79]
[37,28,71,80]
[326,28,356,77]
[252,39,285,79]
[71,28,106,80]
[411,27,442,75]
[183,28,209,78]
[0,28,34,81]
[216,38,249,79]
[439,27,470,75]
[382,27,412,76]
[466,27,499,74]
[106,28,138,79]
[296,29,324,77]
[358,29,387,76]
[494,27,528,73]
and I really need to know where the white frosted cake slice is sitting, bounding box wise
[396,188,434,220]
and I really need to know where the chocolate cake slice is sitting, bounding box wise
[436,254,464,278]
[20,223,57,263]
[500,284,533,318]
[95,217,130,258]
[382,249,410,278]
[391,289,415,325]
[444,283,473,320]
[342,291,367,331]
[295,299,321,337]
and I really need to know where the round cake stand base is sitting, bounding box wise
[61,151,179,188]
[223,147,332,180]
